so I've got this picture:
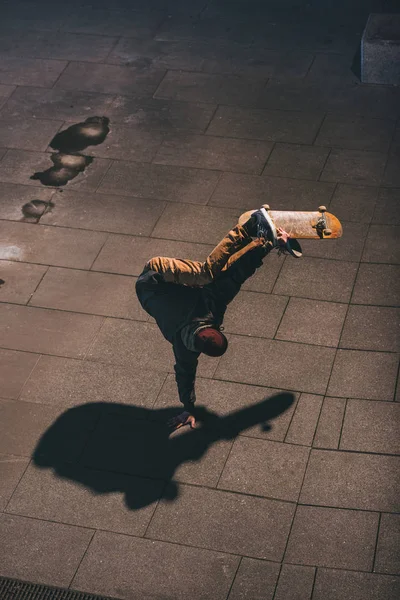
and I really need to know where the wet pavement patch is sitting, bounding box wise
[31,152,94,186]
[21,199,54,221]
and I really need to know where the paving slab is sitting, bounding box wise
[285,394,323,446]
[0,303,104,358]
[98,160,220,204]
[327,349,398,401]
[306,53,359,83]
[154,70,266,105]
[0,349,39,400]
[313,397,346,450]
[373,188,400,225]
[0,118,63,152]
[274,563,315,600]
[328,183,378,224]
[72,530,239,600]
[273,256,358,303]
[153,133,273,174]
[227,558,280,600]
[6,462,162,537]
[375,513,400,575]
[216,336,335,395]
[55,62,166,96]
[340,305,400,352]
[146,483,295,560]
[0,56,67,87]
[300,449,400,512]
[207,107,324,144]
[263,143,329,180]
[107,38,205,71]
[285,505,378,570]
[276,297,347,347]
[320,149,387,185]
[352,263,400,307]
[0,513,93,587]
[241,251,285,293]
[19,355,166,409]
[314,115,395,153]
[0,84,15,109]
[313,568,400,600]
[362,224,400,264]
[29,267,144,321]
[218,436,309,502]
[223,291,288,338]
[41,189,166,236]
[0,454,29,511]
[340,399,400,455]
[0,261,47,304]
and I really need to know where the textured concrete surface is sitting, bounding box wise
[0,0,399,599]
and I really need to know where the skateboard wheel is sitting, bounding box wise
[262,204,270,210]
[318,205,327,212]
[324,228,332,236]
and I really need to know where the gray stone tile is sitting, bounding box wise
[154,70,266,105]
[56,62,165,96]
[329,183,378,224]
[0,84,15,109]
[313,568,400,600]
[320,149,387,185]
[273,257,358,302]
[151,203,241,245]
[276,298,347,347]
[216,336,335,395]
[315,115,395,152]
[375,514,400,575]
[63,7,166,38]
[0,349,39,400]
[107,38,205,71]
[0,513,93,587]
[0,261,47,304]
[29,267,145,321]
[285,505,378,570]
[340,306,400,352]
[0,56,67,87]
[0,86,115,122]
[223,291,288,338]
[98,160,220,204]
[352,264,400,307]
[107,96,216,132]
[207,107,324,144]
[313,397,346,449]
[146,484,295,560]
[383,126,400,187]
[154,375,299,443]
[256,80,334,112]
[218,437,309,502]
[210,172,335,210]
[87,318,219,379]
[20,355,165,409]
[0,454,29,511]
[92,235,212,276]
[72,530,239,600]
[373,188,400,225]
[285,394,323,446]
[300,449,400,511]
[300,221,368,262]
[327,349,398,401]
[82,408,232,488]
[41,190,166,236]
[274,564,315,600]
[241,251,285,294]
[0,30,117,63]
[228,558,280,600]
[0,118,63,152]
[153,133,273,174]
[340,399,400,455]
[7,463,162,536]
[0,303,103,358]
[0,221,108,269]
[306,53,360,83]
[0,149,110,191]
[0,182,55,222]
[362,224,400,264]
[263,143,329,180]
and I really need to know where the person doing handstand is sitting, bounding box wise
[136,206,302,431]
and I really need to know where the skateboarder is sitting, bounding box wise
[136,207,302,431]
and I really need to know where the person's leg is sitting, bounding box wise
[145,220,256,287]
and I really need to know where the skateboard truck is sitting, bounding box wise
[313,206,332,238]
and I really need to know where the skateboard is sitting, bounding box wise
[239,205,343,240]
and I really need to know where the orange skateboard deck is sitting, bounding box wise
[239,205,343,240]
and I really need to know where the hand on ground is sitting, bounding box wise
[167,411,196,432]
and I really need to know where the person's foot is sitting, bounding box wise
[167,411,196,432]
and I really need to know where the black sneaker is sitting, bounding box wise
[252,207,278,246]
